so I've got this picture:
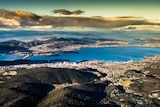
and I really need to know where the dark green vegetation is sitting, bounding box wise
[0,67,99,107]
[0,39,43,54]
[0,37,119,54]
[116,62,160,107]
[0,60,70,66]
[38,82,111,107]
[0,62,160,107]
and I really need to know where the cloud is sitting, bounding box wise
[52,9,84,15]
[72,10,84,15]
[0,9,160,29]
[40,16,160,28]
[0,17,20,27]
[0,9,43,28]
[0,9,41,24]
[27,25,53,29]
[115,16,143,19]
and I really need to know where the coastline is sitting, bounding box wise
[0,36,159,58]
[1,55,160,77]
[0,38,160,106]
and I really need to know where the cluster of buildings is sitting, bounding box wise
[1,56,159,78]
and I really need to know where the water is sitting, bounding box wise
[0,30,160,62]
[0,54,23,61]
[1,30,160,43]
[0,46,159,62]
[27,46,160,62]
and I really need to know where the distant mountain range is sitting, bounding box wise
[0,9,160,29]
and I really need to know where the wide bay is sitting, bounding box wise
[0,46,159,62]
[0,30,160,62]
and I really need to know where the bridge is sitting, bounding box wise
[22,54,33,60]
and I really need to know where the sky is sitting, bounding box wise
[0,0,160,19]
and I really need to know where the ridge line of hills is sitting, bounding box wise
[0,57,160,106]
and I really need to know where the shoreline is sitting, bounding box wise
[1,45,160,57]
[0,36,159,57]
[1,55,160,77]
[0,45,159,64]
[7,44,160,57]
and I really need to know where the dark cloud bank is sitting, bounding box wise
[52,9,84,15]
[0,9,160,29]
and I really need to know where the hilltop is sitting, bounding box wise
[0,67,99,107]
[0,56,160,107]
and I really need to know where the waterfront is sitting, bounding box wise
[0,46,160,62]
[0,30,160,62]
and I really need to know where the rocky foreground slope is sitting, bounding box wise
[0,56,160,107]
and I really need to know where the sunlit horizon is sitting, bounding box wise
[0,0,160,20]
